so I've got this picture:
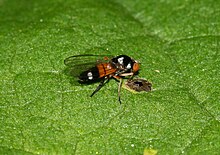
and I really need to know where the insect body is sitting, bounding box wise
[64,54,140,103]
[79,62,117,82]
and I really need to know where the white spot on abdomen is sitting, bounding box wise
[87,72,93,80]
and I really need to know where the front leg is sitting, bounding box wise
[118,78,123,104]
[113,75,123,104]
[119,72,134,77]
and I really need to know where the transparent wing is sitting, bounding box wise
[64,54,114,84]
[64,54,113,67]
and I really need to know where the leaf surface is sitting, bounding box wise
[0,0,219,154]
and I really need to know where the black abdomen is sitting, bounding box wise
[79,66,100,82]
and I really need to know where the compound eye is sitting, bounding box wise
[133,62,140,72]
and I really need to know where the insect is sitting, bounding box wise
[64,54,140,103]
[124,78,152,93]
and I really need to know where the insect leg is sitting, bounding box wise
[90,78,109,97]
[118,78,123,104]
[119,72,134,77]
[112,75,123,104]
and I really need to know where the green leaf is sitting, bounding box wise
[0,0,219,154]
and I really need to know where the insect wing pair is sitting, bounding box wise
[64,54,140,103]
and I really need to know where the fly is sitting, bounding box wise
[64,54,140,103]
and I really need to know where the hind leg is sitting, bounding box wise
[90,78,109,97]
